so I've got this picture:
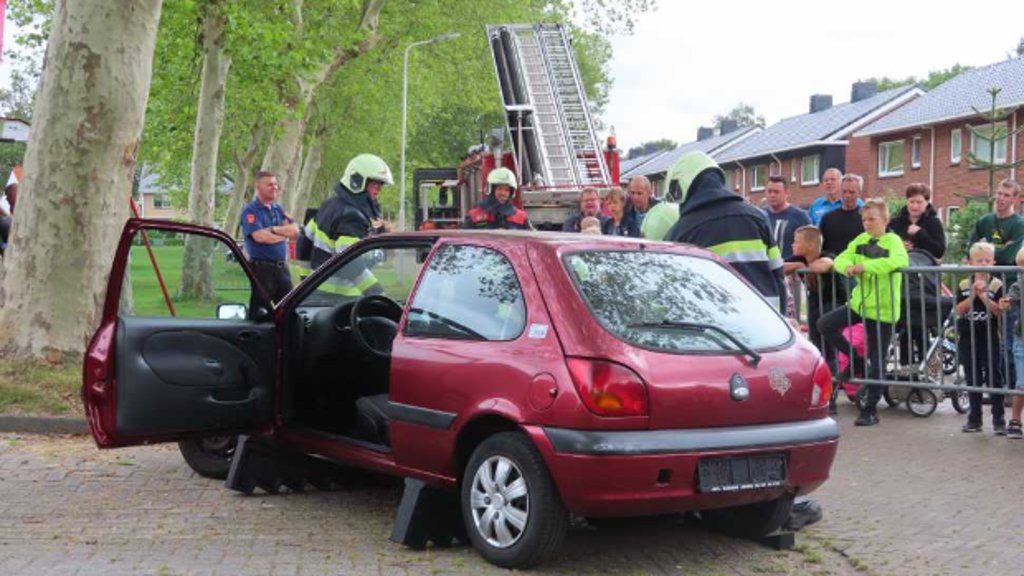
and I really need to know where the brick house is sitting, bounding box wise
[850,57,1024,221]
[620,124,759,196]
[715,83,923,207]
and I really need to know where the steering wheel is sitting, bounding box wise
[349,294,403,359]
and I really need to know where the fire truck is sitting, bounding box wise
[414,23,620,231]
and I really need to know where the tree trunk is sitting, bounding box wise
[222,129,263,239]
[0,0,164,361]
[290,129,325,220]
[180,6,230,300]
[260,116,305,208]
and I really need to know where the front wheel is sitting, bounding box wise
[461,432,568,569]
[906,388,938,417]
[177,436,238,479]
[700,493,795,538]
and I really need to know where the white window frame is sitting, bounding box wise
[950,128,962,164]
[789,158,797,183]
[911,136,922,169]
[153,194,172,209]
[801,155,820,186]
[878,140,905,178]
[751,165,767,192]
[945,205,959,224]
[969,121,1008,166]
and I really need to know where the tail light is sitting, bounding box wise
[810,359,832,409]
[566,357,648,417]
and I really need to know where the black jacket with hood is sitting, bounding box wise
[665,170,787,312]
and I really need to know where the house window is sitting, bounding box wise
[801,155,820,185]
[878,140,905,177]
[751,165,767,191]
[951,128,962,164]
[153,194,171,209]
[970,121,1008,166]
[911,136,922,169]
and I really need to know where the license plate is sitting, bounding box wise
[697,454,787,493]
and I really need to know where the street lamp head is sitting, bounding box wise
[431,32,461,43]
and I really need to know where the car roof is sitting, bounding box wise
[382,229,712,257]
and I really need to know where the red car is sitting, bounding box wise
[83,220,838,569]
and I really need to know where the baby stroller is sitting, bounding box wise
[887,250,968,415]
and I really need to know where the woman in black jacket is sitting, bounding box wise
[887,183,946,260]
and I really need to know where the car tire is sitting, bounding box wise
[460,432,567,569]
[700,493,795,539]
[177,436,238,479]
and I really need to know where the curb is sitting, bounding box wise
[0,415,89,435]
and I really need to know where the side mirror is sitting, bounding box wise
[216,303,248,320]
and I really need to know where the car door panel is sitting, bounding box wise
[115,316,275,436]
[83,219,278,448]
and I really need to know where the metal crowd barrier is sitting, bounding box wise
[793,263,1024,398]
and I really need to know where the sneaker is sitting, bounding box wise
[854,411,879,426]
[994,420,1008,436]
[1007,420,1023,439]
[962,421,983,433]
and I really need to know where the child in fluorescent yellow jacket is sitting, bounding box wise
[817,198,909,426]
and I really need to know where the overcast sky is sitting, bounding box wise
[603,0,1024,150]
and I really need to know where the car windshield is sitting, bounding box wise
[564,250,792,353]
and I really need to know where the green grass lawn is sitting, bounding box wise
[129,243,254,317]
[0,360,81,416]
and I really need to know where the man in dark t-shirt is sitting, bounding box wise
[820,174,865,256]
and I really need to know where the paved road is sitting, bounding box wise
[0,399,1012,575]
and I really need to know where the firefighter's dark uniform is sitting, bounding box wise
[464,195,531,230]
[665,169,787,313]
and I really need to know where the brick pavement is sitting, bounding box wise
[6,401,1009,576]
[806,399,1022,576]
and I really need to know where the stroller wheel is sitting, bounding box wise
[906,388,938,417]
[951,389,970,414]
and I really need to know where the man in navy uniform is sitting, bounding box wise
[240,171,299,310]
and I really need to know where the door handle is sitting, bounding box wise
[203,357,224,376]
[237,330,260,342]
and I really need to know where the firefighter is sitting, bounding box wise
[463,167,531,230]
[663,151,787,313]
[303,153,393,271]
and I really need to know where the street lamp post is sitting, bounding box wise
[399,31,460,232]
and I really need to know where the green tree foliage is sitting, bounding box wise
[965,86,1024,210]
[859,64,970,92]
[712,103,765,129]
[626,138,677,160]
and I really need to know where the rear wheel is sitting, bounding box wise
[177,436,238,479]
[906,388,938,417]
[461,432,567,569]
[700,493,795,538]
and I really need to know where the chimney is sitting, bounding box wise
[851,81,878,103]
[697,126,714,141]
[719,119,739,135]
[809,94,833,114]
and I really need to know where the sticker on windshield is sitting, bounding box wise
[528,324,548,339]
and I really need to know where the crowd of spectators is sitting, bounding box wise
[579,164,1022,433]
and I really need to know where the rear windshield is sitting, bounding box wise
[565,251,792,353]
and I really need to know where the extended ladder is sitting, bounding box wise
[487,24,609,188]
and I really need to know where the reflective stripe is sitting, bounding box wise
[707,239,771,264]
[352,269,378,292]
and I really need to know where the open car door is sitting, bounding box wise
[83,220,277,448]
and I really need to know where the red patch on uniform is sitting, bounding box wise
[246,213,256,224]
